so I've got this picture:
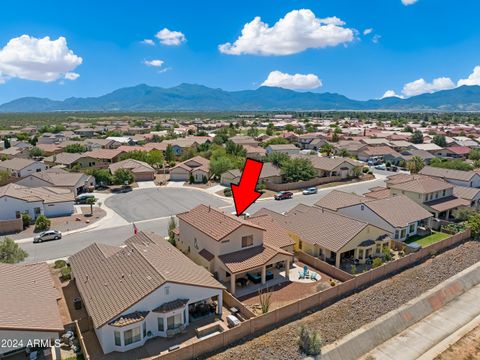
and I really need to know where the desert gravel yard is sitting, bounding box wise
[208,241,480,360]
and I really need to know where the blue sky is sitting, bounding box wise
[0,0,479,104]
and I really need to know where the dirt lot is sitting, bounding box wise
[434,324,480,360]
[209,241,480,360]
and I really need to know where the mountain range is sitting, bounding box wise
[1,83,480,112]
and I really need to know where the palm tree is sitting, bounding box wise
[406,156,425,174]
[338,148,351,158]
[320,143,334,156]
[86,197,97,216]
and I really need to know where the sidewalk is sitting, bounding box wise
[360,283,480,360]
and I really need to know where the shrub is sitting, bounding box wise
[330,280,336,286]
[298,325,323,356]
[54,260,67,269]
[202,175,208,184]
[21,213,31,228]
[189,174,194,184]
[351,265,357,274]
[223,188,232,197]
[372,257,383,268]
[34,215,50,232]
[362,167,369,173]
[0,237,28,263]
[383,247,392,261]
[60,266,71,281]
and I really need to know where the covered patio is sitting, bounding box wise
[218,245,293,297]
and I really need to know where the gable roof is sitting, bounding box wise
[109,159,154,174]
[0,262,63,332]
[248,214,296,249]
[389,175,452,194]
[364,195,433,227]
[44,152,86,165]
[315,190,365,211]
[0,158,40,171]
[267,204,372,252]
[177,205,264,241]
[419,166,478,182]
[84,148,124,160]
[0,183,74,203]
[20,168,90,187]
[69,231,224,329]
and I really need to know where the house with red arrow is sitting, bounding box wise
[176,204,294,295]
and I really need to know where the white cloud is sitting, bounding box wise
[261,70,322,90]
[457,66,480,86]
[142,39,155,46]
[155,28,186,46]
[402,77,455,97]
[401,0,418,5]
[144,59,164,67]
[363,28,373,36]
[0,35,82,83]
[219,9,354,56]
[64,72,80,80]
[381,90,403,99]
[372,34,382,44]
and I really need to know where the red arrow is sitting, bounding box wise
[231,159,263,216]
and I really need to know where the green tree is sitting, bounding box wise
[86,197,96,216]
[29,146,44,158]
[86,168,113,185]
[225,141,246,157]
[0,170,10,185]
[165,144,175,163]
[468,149,480,161]
[64,143,87,153]
[34,215,51,232]
[281,158,316,182]
[410,130,424,144]
[262,137,289,147]
[266,123,274,136]
[147,150,164,170]
[246,126,259,137]
[210,156,234,178]
[430,158,473,171]
[21,213,31,228]
[168,216,177,245]
[113,168,135,185]
[338,148,351,158]
[432,134,447,147]
[406,156,425,174]
[265,152,289,167]
[0,237,28,263]
[466,211,480,239]
[320,143,334,156]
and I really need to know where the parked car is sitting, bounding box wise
[231,211,250,219]
[75,193,95,204]
[374,164,386,171]
[302,187,318,195]
[226,315,241,328]
[33,230,62,243]
[274,191,293,200]
[111,185,133,193]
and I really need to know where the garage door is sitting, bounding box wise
[169,170,189,181]
[135,172,155,181]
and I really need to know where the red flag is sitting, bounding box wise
[133,223,138,235]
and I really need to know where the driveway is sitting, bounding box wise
[104,187,230,222]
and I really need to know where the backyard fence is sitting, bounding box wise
[151,229,472,360]
[0,218,23,235]
[296,252,355,282]
[265,176,342,191]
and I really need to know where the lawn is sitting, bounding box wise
[405,231,450,247]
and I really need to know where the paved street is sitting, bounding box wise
[105,187,230,222]
[19,173,388,263]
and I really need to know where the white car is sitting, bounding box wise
[33,230,62,243]
[226,314,241,328]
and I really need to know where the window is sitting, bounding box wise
[443,190,446,197]
[143,321,146,338]
[34,207,41,215]
[158,317,164,332]
[401,229,406,238]
[409,224,415,233]
[114,331,121,346]
[299,240,303,250]
[395,230,399,239]
[124,326,141,345]
[241,235,253,248]
[167,313,183,330]
[15,211,21,219]
[164,286,170,296]
[435,192,438,199]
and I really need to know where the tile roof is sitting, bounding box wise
[315,190,366,211]
[365,195,433,227]
[109,159,154,174]
[453,186,480,201]
[0,158,39,170]
[266,144,299,150]
[260,162,282,178]
[0,183,74,203]
[177,205,264,242]
[446,146,471,155]
[389,176,452,194]
[153,299,189,313]
[21,168,91,187]
[84,148,124,160]
[0,262,63,332]
[359,146,402,157]
[45,152,85,165]
[70,231,223,329]
[198,249,214,261]
[424,196,470,212]
[419,166,478,182]
[109,311,149,327]
[218,244,291,274]
[248,214,296,249]
[364,187,392,200]
[294,155,362,171]
[270,204,371,253]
